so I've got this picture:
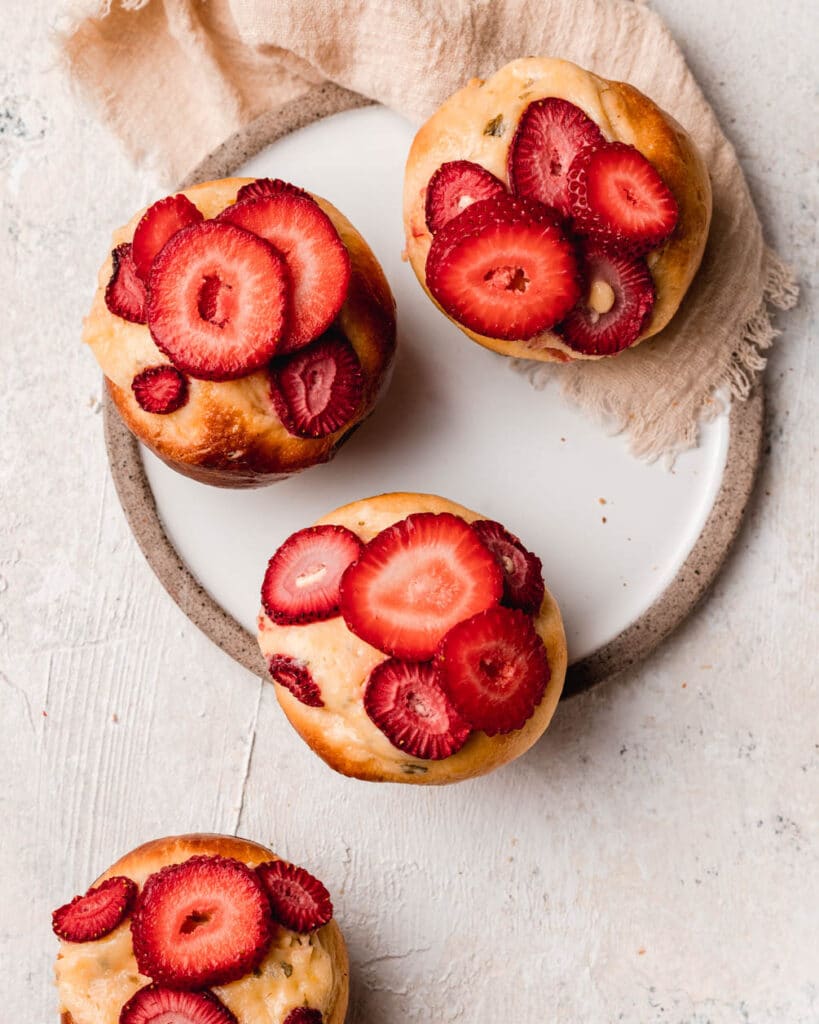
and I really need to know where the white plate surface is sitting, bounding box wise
[141,105,729,664]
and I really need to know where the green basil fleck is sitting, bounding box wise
[483,114,506,137]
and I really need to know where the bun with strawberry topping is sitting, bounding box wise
[86,177,396,487]
[54,833,348,1024]
[257,493,567,784]
[404,57,711,361]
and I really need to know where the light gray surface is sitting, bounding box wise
[1,2,816,1022]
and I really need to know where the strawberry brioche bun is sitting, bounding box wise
[53,833,348,1024]
[85,177,396,487]
[403,57,712,361]
[257,493,567,784]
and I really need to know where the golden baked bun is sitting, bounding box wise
[403,57,712,361]
[86,178,396,487]
[54,833,348,1024]
[257,493,567,784]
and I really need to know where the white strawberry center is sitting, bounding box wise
[296,562,328,588]
[403,682,449,730]
[408,691,434,719]
[588,279,616,316]
[406,565,458,609]
[298,360,336,414]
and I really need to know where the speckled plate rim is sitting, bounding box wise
[102,83,764,697]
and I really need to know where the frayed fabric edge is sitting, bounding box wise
[511,247,799,464]
[705,247,798,407]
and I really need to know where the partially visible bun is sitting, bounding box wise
[87,178,396,487]
[403,57,712,362]
[258,492,567,784]
[55,833,348,1024]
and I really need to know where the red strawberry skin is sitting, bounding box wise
[219,194,351,353]
[283,1010,323,1024]
[119,984,238,1024]
[236,178,314,204]
[267,654,324,707]
[256,860,333,933]
[130,854,273,989]
[508,97,605,218]
[364,658,471,760]
[340,512,503,661]
[436,606,550,735]
[132,194,204,281]
[261,524,363,625]
[52,875,137,943]
[568,142,679,254]
[131,365,189,415]
[105,243,147,324]
[425,194,580,341]
[558,245,655,356]
[425,160,506,233]
[269,331,364,439]
[146,220,288,381]
[471,519,545,614]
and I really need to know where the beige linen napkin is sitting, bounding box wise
[60,0,798,459]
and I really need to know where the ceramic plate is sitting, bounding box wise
[104,87,762,695]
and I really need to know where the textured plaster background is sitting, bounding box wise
[1,1,817,1021]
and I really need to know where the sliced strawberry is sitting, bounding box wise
[508,97,605,218]
[471,520,545,614]
[261,524,363,625]
[236,178,313,204]
[425,160,506,233]
[558,245,655,356]
[436,606,550,735]
[283,1009,323,1024]
[256,860,333,933]
[364,658,471,760]
[340,512,503,660]
[132,194,204,281]
[52,875,137,943]
[425,194,580,341]
[105,243,147,323]
[119,984,237,1024]
[269,331,364,438]
[146,220,288,381]
[131,365,189,415]
[267,654,324,707]
[568,142,679,254]
[219,194,351,353]
[130,854,272,989]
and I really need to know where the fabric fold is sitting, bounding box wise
[58,0,797,459]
